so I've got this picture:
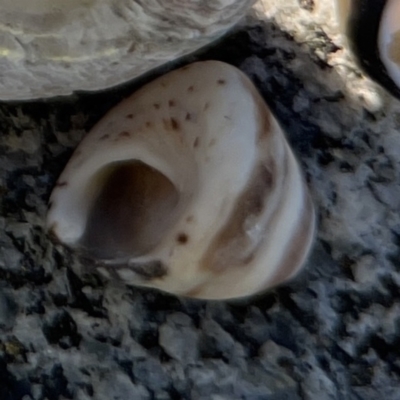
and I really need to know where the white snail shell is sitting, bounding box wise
[0,0,254,100]
[336,0,400,98]
[47,61,315,300]
[378,0,400,89]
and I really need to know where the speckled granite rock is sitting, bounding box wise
[2,0,400,399]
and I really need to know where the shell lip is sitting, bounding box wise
[48,233,168,285]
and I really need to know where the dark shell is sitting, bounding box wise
[342,0,400,99]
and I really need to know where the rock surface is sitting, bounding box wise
[0,0,254,100]
[1,0,400,399]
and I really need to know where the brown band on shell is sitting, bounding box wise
[257,103,272,141]
[389,31,400,65]
[200,162,277,273]
[118,131,131,138]
[261,189,315,290]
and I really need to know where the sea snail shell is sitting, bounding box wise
[0,0,254,100]
[47,61,315,300]
[336,0,400,98]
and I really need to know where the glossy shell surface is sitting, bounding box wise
[47,61,315,300]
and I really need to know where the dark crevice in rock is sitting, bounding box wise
[42,310,81,349]
[40,364,72,400]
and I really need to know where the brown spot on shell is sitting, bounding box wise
[186,215,194,223]
[153,103,161,110]
[145,121,153,128]
[118,131,131,138]
[217,79,226,85]
[163,117,182,134]
[193,137,200,148]
[169,99,176,107]
[188,85,194,92]
[126,114,134,119]
[204,102,210,111]
[99,133,110,141]
[176,233,189,244]
[185,112,192,121]
[171,118,180,131]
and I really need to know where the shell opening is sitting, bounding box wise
[80,160,180,261]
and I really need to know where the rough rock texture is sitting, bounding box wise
[1,0,400,399]
[0,0,254,100]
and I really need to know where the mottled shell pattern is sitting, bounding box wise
[47,61,315,300]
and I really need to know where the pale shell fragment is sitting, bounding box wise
[0,0,254,100]
[47,61,315,300]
